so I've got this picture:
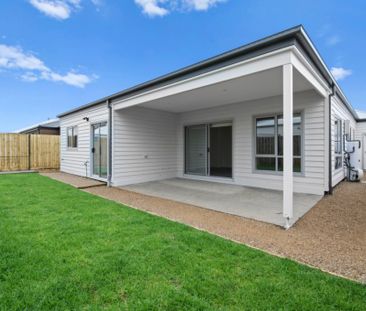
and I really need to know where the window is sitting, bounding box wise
[67,126,78,148]
[255,113,302,173]
[334,120,342,169]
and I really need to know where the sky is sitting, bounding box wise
[0,0,365,132]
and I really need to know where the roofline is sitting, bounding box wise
[58,25,360,121]
[58,25,303,117]
[16,118,60,133]
[297,28,358,120]
[18,125,60,134]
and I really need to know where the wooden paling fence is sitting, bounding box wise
[0,134,60,172]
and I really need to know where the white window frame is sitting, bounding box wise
[334,119,342,170]
[254,112,303,174]
[67,126,78,149]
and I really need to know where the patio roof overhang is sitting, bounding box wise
[112,47,329,113]
[59,25,359,120]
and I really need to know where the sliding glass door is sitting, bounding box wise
[185,122,232,178]
[185,125,208,175]
[209,123,232,177]
[92,122,108,178]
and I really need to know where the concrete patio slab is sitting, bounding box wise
[122,178,322,227]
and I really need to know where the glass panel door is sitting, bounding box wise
[185,125,208,175]
[363,136,366,170]
[99,123,108,178]
[92,122,108,178]
[209,123,232,177]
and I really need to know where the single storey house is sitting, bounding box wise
[57,25,366,228]
[16,118,60,135]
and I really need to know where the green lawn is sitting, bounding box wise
[0,174,365,310]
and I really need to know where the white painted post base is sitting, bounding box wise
[284,217,290,230]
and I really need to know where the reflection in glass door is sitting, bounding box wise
[184,122,233,178]
[209,123,232,177]
[185,125,208,175]
[92,122,108,178]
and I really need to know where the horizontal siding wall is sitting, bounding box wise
[177,90,326,195]
[331,96,357,187]
[112,106,178,185]
[356,121,366,169]
[60,104,108,177]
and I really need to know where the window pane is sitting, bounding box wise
[67,126,78,148]
[67,128,72,147]
[73,126,78,148]
[185,125,208,175]
[256,117,275,155]
[335,156,342,169]
[256,157,275,171]
[278,114,302,156]
[334,120,342,154]
[277,158,301,173]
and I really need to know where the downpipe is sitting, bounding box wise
[107,100,112,187]
[328,83,335,195]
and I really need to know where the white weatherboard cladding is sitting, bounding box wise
[331,96,357,187]
[58,91,359,195]
[112,106,178,186]
[177,90,326,195]
[355,122,366,140]
[60,103,108,177]
[355,121,366,169]
[110,91,327,195]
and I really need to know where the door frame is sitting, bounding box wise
[90,121,108,181]
[363,134,366,170]
[184,124,208,176]
[184,120,233,178]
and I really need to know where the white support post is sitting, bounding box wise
[283,63,293,229]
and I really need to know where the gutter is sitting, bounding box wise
[107,99,112,187]
[328,83,335,195]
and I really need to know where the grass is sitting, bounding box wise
[0,174,365,310]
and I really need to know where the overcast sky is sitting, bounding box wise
[0,0,365,131]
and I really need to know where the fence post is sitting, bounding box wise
[28,134,31,170]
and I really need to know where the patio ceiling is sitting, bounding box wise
[134,66,314,113]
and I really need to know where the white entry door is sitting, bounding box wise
[363,135,366,170]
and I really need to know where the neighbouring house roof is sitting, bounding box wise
[57,25,360,121]
[356,110,366,119]
[16,118,60,134]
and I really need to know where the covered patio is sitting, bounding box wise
[121,178,322,227]
[112,45,329,228]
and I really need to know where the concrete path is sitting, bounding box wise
[40,172,106,189]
